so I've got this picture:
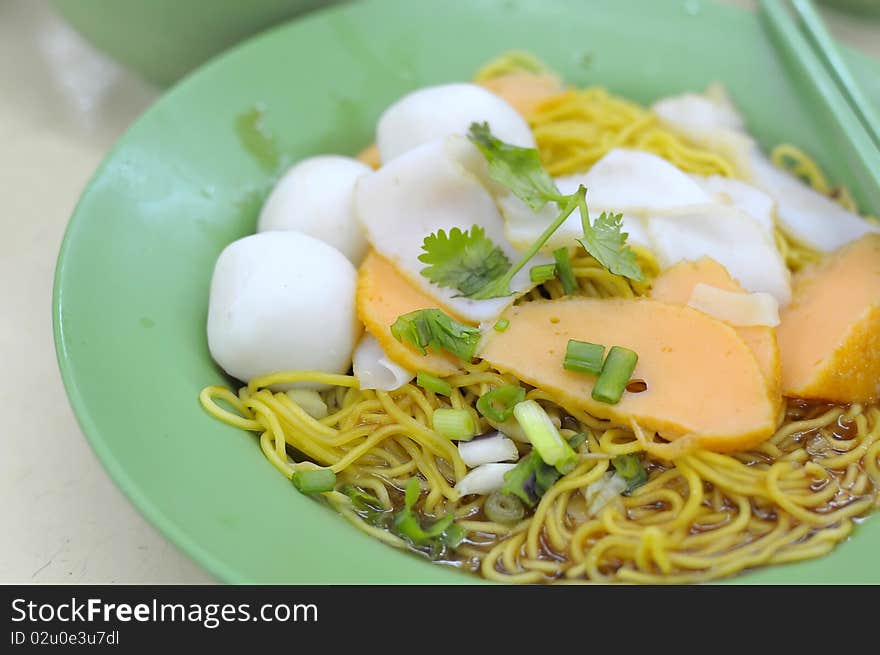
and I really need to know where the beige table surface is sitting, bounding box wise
[1,0,878,584]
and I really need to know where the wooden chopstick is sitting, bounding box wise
[791,0,880,150]
[758,0,880,212]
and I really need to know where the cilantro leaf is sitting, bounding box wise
[576,211,644,282]
[390,309,481,361]
[468,122,562,210]
[418,226,511,297]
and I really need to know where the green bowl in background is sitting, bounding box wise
[818,0,880,18]
[54,0,880,583]
[51,0,344,86]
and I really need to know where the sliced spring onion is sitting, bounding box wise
[484,490,525,524]
[553,247,578,295]
[568,431,588,450]
[392,478,464,548]
[341,484,384,511]
[563,339,606,376]
[611,454,648,493]
[500,431,587,507]
[592,346,639,404]
[458,432,519,468]
[493,318,510,332]
[416,370,452,396]
[476,384,526,422]
[500,452,560,507]
[530,263,557,284]
[512,400,578,474]
[432,408,477,441]
[291,468,336,494]
[501,453,539,506]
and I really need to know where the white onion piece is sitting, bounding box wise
[692,174,775,236]
[352,333,414,391]
[376,83,534,163]
[458,433,519,468]
[687,283,780,327]
[207,232,359,389]
[355,135,549,323]
[454,463,517,497]
[257,155,372,264]
[646,204,791,305]
[286,389,329,419]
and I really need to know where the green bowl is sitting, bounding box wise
[818,0,880,18]
[51,0,344,87]
[54,0,880,584]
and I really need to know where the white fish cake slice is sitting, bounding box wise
[354,135,548,323]
[749,152,879,253]
[692,174,775,236]
[557,148,712,213]
[646,204,791,305]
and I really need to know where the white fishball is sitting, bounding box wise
[207,231,360,389]
[376,83,535,163]
[257,156,372,264]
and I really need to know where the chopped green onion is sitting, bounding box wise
[501,453,538,506]
[493,318,510,332]
[476,384,526,422]
[440,523,466,548]
[341,484,384,511]
[392,478,464,548]
[484,490,525,524]
[612,454,648,494]
[432,408,476,441]
[563,339,605,376]
[499,429,589,508]
[592,346,639,404]
[501,451,561,507]
[553,247,578,295]
[568,431,588,449]
[416,370,452,396]
[291,468,336,494]
[534,457,562,490]
[529,263,557,284]
[390,308,481,361]
[512,400,578,474]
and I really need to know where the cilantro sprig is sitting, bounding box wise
[416,122,644,300]
[419,226,511,297]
